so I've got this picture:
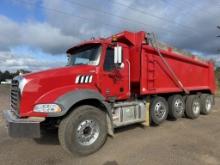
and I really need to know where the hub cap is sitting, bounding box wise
[155,102,167,120]
[174,99,184,114]
[192,100,200,114]
[76,119,100,146]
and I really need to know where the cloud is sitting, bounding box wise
[0,0,220,72]
[20,21,76,54]
[109,0,220,54]
[0,51,66,72]
[42,0,114,38]
[0,15,77,55]
[2,0,220,55]
[0,16,21,51]
[42,0,220,55]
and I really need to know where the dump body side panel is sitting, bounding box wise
[140,45,216,95]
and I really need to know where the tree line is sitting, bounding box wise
[215,67,220,87]
[0,70,30,82]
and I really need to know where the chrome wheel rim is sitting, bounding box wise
[174,99,184,114]
[155,102,166,120]
[205,97,212,112]
[76,119,100,146]
[192,100,200,114]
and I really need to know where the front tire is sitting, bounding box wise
[58,105,107,156]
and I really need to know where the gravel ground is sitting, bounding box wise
[0,85,220,165]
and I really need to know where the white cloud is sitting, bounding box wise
[0,16,21,50]
[1,0,219,55]
[0,15,78,55]
[42,0,220,54]
[0,51,65,72]
[0,0,220,71]
[20,21,76,54]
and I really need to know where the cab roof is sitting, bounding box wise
[66,31,146,54]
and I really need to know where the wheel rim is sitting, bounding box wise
[174,99,184,114]
[154,102,167,120]
[192,100,200,114]
[76,119,100,146]
[205,97,212,112]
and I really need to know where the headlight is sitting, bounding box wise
[33,104,62,113]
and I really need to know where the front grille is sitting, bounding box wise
[10,80,20,113]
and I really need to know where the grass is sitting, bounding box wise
[0,84,10,88]
[216,86,220,97]
[0,84,10,94]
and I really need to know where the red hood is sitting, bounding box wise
[24,65,96,80]
[19,65,98,117]
[23,65,97,97]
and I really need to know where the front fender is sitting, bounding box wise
[50,89,112,118]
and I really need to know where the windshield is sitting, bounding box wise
[67,44,102,66]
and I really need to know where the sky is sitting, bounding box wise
[0,0,220,72]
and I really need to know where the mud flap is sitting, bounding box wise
[142,96,150,127]
[106,114,114,137]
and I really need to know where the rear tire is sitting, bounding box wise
[200,94,213,115]
[185,95,201,119]
[168,95,185,120]
[58,105,107,156]
[150,96,168,125]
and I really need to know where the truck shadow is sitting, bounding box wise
[114,123,147,133]
[33,128,60,145]
[103,160,118,165]
[33,124,147,146]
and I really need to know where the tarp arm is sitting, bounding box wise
[150,33,189,94]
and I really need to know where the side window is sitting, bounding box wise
[104,47,114,71]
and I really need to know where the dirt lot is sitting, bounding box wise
[0,85,220,165]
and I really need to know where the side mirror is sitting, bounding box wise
[114,46,122,64]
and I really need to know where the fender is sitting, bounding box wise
[51,89,112,118]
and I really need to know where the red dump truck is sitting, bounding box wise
[4,31,216,155]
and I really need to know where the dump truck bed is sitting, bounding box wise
[139,45,216,95]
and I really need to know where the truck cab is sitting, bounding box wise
[4,31,215,155]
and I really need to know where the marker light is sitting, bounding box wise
[33,104,62,113]
[112,35,117,42]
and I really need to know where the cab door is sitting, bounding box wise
[99,44,130,100]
